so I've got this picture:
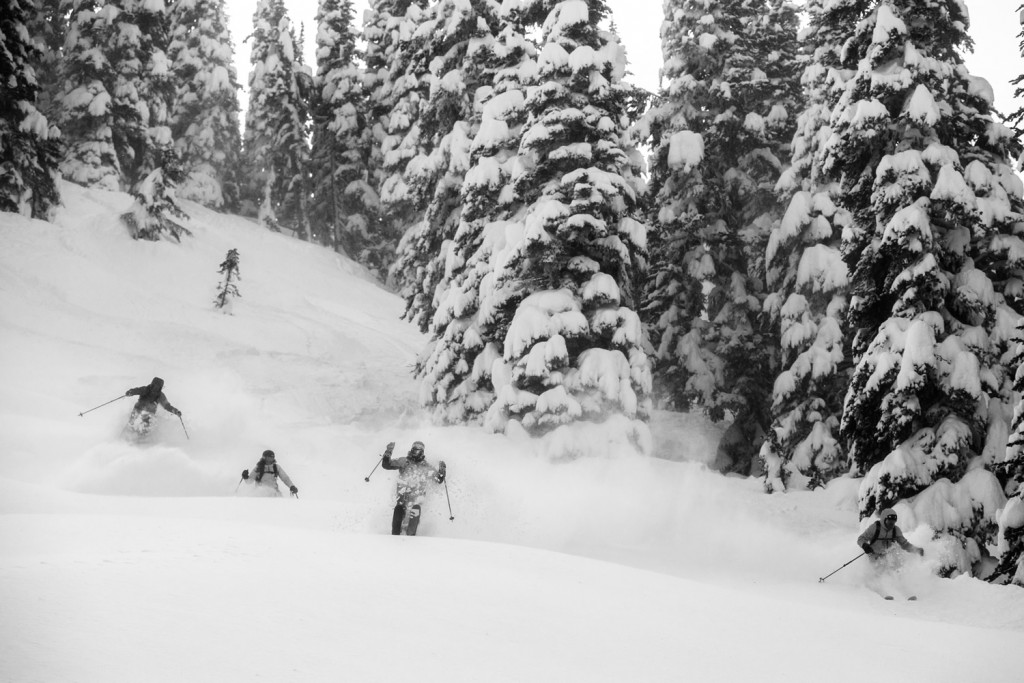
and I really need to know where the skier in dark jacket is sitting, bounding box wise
[124,377,180,437]
[241,450,298,497]
[381,440,445,536]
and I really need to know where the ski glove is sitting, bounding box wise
[916,548,925,556]
[242,470,249,480]
[861,544,873,556]
[172,409,182,417]
[290,486,298,494]
[385,442,395,454]
[439,460,446,473]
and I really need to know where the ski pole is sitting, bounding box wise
[79,395,127,417]
[818,552,866,583]
[443,479,454,521]
[178,415,190,439]
[234,477,244,493]
[364,456,383,482]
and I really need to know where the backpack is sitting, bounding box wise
[869,521,894,545]
[254,460,277,483]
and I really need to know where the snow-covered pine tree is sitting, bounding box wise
[243,0,313,239]
[58,0,122,190]
[759,0,854,492]
[24,0,66,127]
[102,0,165,187]
[364,0,433,285]
[990,1,1024,589]
[117,0,190,241]
[310,0,384,271]
[482,0,652,458]
[823,0,1024,576]
[168,0,244,210]
[1008,3,1024,135]
[390,0,503,333]
[413,0,535,424]
[994,328,1024,586]
[0,0,62,218]
[122,165,192,241]
[59,0,187,239]
[213,248,242,312]
[642,0,801,474]
[310,0,353,248]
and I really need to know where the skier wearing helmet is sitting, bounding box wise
[381,440,446,536]
[857,507,924,599]
[241,450,298,497]
[857,508,924,561]
[123,377,180,439]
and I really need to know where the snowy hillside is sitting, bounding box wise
[1,184,1021,682]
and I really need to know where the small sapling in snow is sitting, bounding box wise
[214,248,241,312]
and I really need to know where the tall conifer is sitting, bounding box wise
[483,0,652,458]
[59,0,121,190]
[310,0,383,270]
[168,0,244,210]
[363,0,431,282]
[416,3,536,424]
[824,0,1024,576]
[244,0,313,239]
[0,0,62,218]
[760,0,853,491]
[643,0,801,473]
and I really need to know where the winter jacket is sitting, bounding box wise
[857,518,920,557]
[250,460,295,493]
[382,452,444,503]
[127,377,179,415]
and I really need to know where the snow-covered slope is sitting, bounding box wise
[1,184,1021,682]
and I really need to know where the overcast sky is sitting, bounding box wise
[226,0,1021,124]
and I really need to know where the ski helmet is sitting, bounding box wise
[262,449,275,459]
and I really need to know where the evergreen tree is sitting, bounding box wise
[1008,3,1024,134]
[0,0,62,218]
[59,0,187,240]
[168,0,244,210]
[310,0,383,271]
[106,0,171,188]
[121,165,191,241]
[994,327,1024,586]
[59,0,121,190]
[363,0,431,283]
[214,248,242,311]
[991,2,1024,588]
[642,0,801,474]
[244,0,313,239]
[482,0,653,458]
[823,0,1024,576]
[416,3,536,424]
[119,0,188,240]
[390,0,503,333]
[759,0,854,491]
[25,0,67,126]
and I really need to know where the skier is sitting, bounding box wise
[241,450,298,497]
[857,507,924,599]
[381,441,446,536]
[124,377,180,438]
